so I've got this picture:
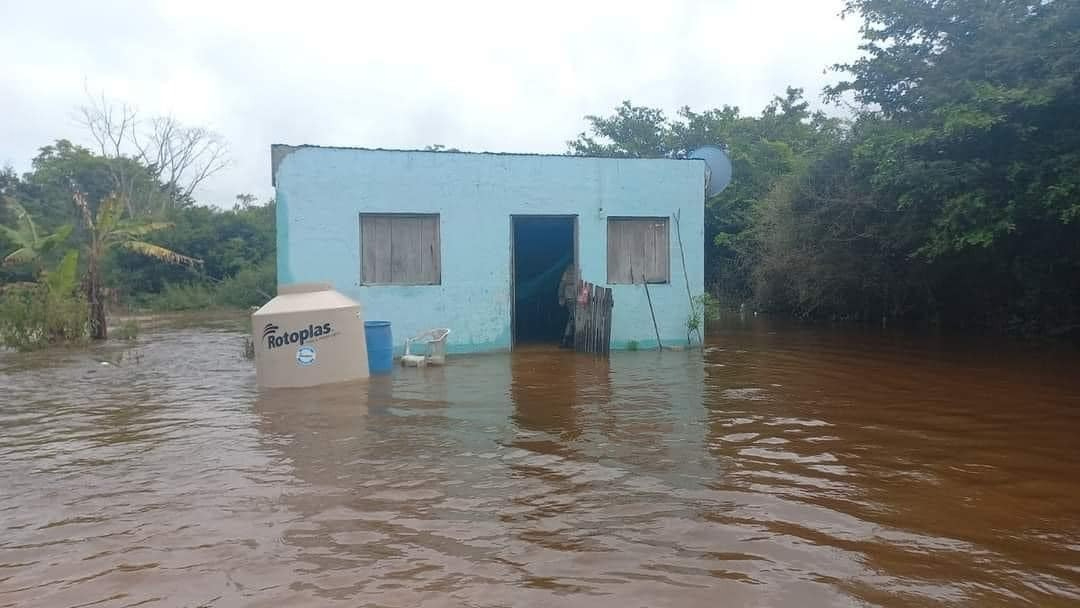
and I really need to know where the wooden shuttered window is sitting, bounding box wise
[360,214,441,285]
[606,217,670,284]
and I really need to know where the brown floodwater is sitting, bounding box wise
[2,315,1079,607]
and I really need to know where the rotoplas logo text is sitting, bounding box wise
[262,322,333,349]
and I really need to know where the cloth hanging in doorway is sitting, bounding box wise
[515,252,573,305]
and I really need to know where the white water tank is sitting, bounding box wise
[252,283,369,388]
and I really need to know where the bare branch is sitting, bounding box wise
[78,87,140,216]
[77,89,231,214]
[78,87,136,161]
[132,115,229,208]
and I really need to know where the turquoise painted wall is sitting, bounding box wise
[274,147,704,353]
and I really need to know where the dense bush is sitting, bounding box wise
[0,284,87,350]
[214,259,276,308]
[104,202,275,298]
[571,0,1080,335]
[131,258,276,312]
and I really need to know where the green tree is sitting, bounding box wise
[829,0,1080,250]
[819,0,1080,331]
[18,141,116,232]
[568,89,843,302]
[568,102,674,158]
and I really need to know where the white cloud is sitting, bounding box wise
[0,0,861,206]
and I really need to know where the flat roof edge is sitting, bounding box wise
[269,143,699,182]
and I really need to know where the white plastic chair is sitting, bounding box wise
[402,328,451,366]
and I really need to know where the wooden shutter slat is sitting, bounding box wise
[413,216,429,283]
[401,216,422,282]
[419,214,440,285]
[607,220,622,283]
[389,217,409,282]
[374,216,393,283]
[429,216,441,284]
[656,219,669,283]
[631,221,639,282]
[361,215,376,283]
[646,219,666,283]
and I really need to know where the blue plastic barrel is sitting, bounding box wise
[364,321,394,374]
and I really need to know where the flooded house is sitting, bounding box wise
[270,145,705,353]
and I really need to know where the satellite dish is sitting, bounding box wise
[689,145,732,197]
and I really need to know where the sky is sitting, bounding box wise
[0,0,863,206]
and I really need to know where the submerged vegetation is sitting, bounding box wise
[0,251,87,350]
[113,319,140,341]
[685,293,722,345]
[2,1,1078,349]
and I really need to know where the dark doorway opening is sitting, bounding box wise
[512,216,576,346]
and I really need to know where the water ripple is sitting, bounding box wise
[1,316,1079,606]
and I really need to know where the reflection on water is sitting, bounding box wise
[2,316,1079,607]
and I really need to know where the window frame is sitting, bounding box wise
[359,213,442,286]
[606,216,671,285]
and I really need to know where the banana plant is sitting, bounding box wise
[0,197,73,274]
[43,250,80,297]
[73,189,201,339]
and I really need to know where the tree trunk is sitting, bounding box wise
[86,250,106,340]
